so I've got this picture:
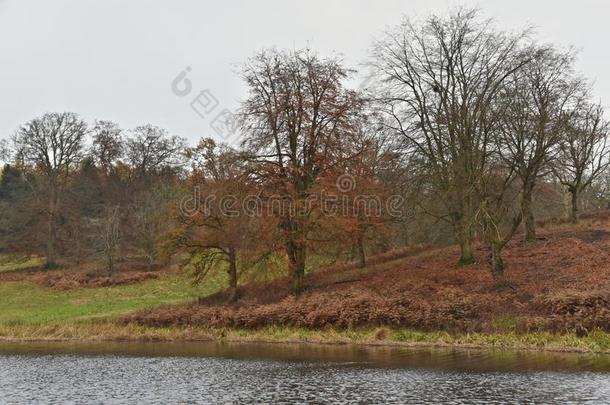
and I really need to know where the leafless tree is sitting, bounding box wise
[12,112,87,268]
[91,120,124,172]
[126,125,186,177]
[555,102,610,223]
[371,8,529,265]
[0,139,9,163]
[130,186,174,271]
[497,46,582,240]
[476,153,522,277]
[100,205,121,275]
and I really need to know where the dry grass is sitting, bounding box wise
[127,213,610,335]
[1,322,610,354]
[0,258,165,290]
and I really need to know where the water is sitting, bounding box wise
[0,342,609,404]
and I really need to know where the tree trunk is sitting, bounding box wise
[348,243,356,262]
[46,210,57,269]
[521,189,536,242]
[228,248,238,303]
[357,235,366,269]
[455,219,475,266]
[570,188,580,224]
[490,242,505,280]
[146,246,155,271]
[282,215,307,294]
[107,254,114,276]
[286,239,306,295]
[75,241,81,266]
[458,239,475,266]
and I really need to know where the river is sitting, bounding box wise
[0,341,609,404]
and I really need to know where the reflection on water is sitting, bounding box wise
[0,341,609,404]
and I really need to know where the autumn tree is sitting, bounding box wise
[330,132,396,268]
[371,8,529,265]
[12,112,87,268]
[239,48,364,293]
[173,138,266,302]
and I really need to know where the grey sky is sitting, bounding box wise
[1,0,608,146]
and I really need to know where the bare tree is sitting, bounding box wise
[12,112,87,268]
[91,120,124,172]
[100,205,121,275]
[123,125,186,268]
[126,125,186,177]
[0,139,9,163]
[497,47,582,240]
[130,186,174,271]
[555,102,610,223]
[371,8,529,265]
[0,164,37,255]
[239,48,364,293]
[476,153,523,277]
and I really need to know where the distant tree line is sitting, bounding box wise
[1,8,609,296]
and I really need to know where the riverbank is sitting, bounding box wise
[2,218,610,355]
[1,323,610,354]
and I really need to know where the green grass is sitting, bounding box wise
[0,256,44,273]
[1,253,609,354]
[0,270,227,325]
[492,316,517,332]
[0,248,384,327]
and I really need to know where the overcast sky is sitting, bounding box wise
[1,0,608,146]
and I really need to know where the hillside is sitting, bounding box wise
[128,215,610,335]
[0,261,225,325]
[1,214,610,349]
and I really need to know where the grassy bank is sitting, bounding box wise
[0,271,225,325]
[2,220,610,354]
[6,268,608,355]
[0,256,43,273]
[1,322,610,354]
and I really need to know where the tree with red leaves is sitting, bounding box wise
[239,48,365,294]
